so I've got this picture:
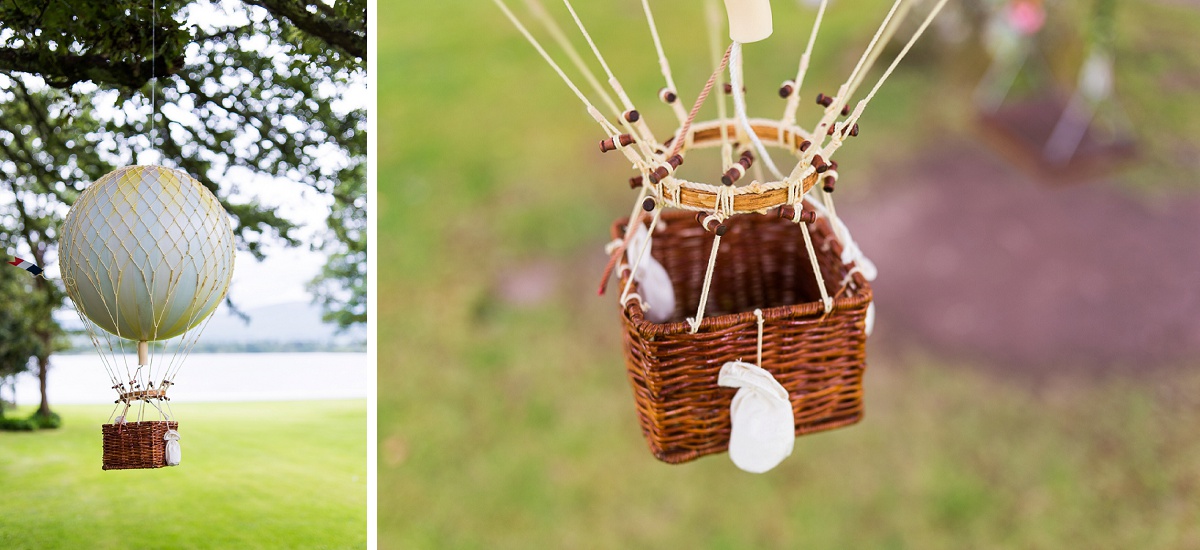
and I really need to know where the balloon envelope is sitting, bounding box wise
[60,166,236,341]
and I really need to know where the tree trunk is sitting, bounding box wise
[31,245,54,420]
[36,352,51,418]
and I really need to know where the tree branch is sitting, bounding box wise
[0,48,183,89]
[245,0,367,60]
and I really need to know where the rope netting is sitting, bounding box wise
[59,166,236,423]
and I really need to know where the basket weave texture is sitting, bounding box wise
[615,211,872,464]
[101,421,177,470]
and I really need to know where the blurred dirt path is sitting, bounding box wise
[843,141,1200,372]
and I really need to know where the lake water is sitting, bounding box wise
[10,353,369,405]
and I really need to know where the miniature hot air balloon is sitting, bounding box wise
[496,0,946,471]
[59,165,235,470]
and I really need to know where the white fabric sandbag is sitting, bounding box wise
[164,429,182,466]
[626,222,676,323]
[718,361,795,473]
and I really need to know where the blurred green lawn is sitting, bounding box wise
[379,1,1200,548]
[0,400,366,549]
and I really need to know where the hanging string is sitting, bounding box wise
[557,0,660,151]
[640,0,688,124]
[618,206,664,304]
[755,308,764,366]
[669,44,731,160]
[705,0,734,171]
[824,0,951,160]
[782,0,830,127]
[687,225,723,333]
[810,0,904,143]
[799,220,833,314]
[492,0,635,143]
[729,42,784,180]
[151,0,157,155]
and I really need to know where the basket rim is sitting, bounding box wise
[653,118,822,214]
[614,214,873,338]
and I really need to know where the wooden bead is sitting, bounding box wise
[623,109,640,123]
[697,214,722,233]
[812,154,829,173]
[642,197,657,211]
[777,204,816,223]
[722,83,745,95]
[823,175,836,193]
[629,175,643,189]
[721,164,745,186]
[799,140,811,152]
[659,87,677,104]
[599,133,635,153]
[715,224,729,237]
[779,80,795,98]
[816,92,833,107]
[841,104,850,116]
[849,123,859,137]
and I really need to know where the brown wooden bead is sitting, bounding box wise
[629,175,643,189]
[624,109,640,123]
[777,204,816,223]
[849,123,859,137]
[599,133,635,153]
[659,87,677,103]
[816,93,833,107]
[799,140,811,152]
[841,104,850,116]
[721,164,745,186]
[715,224,729,237]
[642,197,657,211]
[812,154,829,173]
[823,175,837,193]
[779,80,795,98]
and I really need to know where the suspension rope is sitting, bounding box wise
[641,0,688,124]
[782,0,830,126]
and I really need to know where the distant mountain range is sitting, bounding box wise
[60,301,366,353]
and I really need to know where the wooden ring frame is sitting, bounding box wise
[656,118,820,215]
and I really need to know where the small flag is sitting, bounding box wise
[8,258,43,276]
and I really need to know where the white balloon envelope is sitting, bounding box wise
[60,165,236,342]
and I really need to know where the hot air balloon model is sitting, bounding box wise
[59,165,236,470]
[496,0,945,471]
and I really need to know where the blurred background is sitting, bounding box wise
[380,0,1199,547]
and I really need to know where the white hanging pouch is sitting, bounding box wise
[164,429,182,466]
[626,222,676,323]
[718,361,795,473]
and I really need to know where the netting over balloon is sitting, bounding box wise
[59,165,235,469]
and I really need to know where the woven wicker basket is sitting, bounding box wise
[101,421,178,470]
[614,210,872,464]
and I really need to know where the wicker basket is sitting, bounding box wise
[101,421,178,470]
[614,211,872,464]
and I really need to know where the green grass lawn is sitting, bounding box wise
[0,400,366,549]
[378,1,1200,548]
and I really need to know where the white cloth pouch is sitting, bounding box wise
[718,361,795,473]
